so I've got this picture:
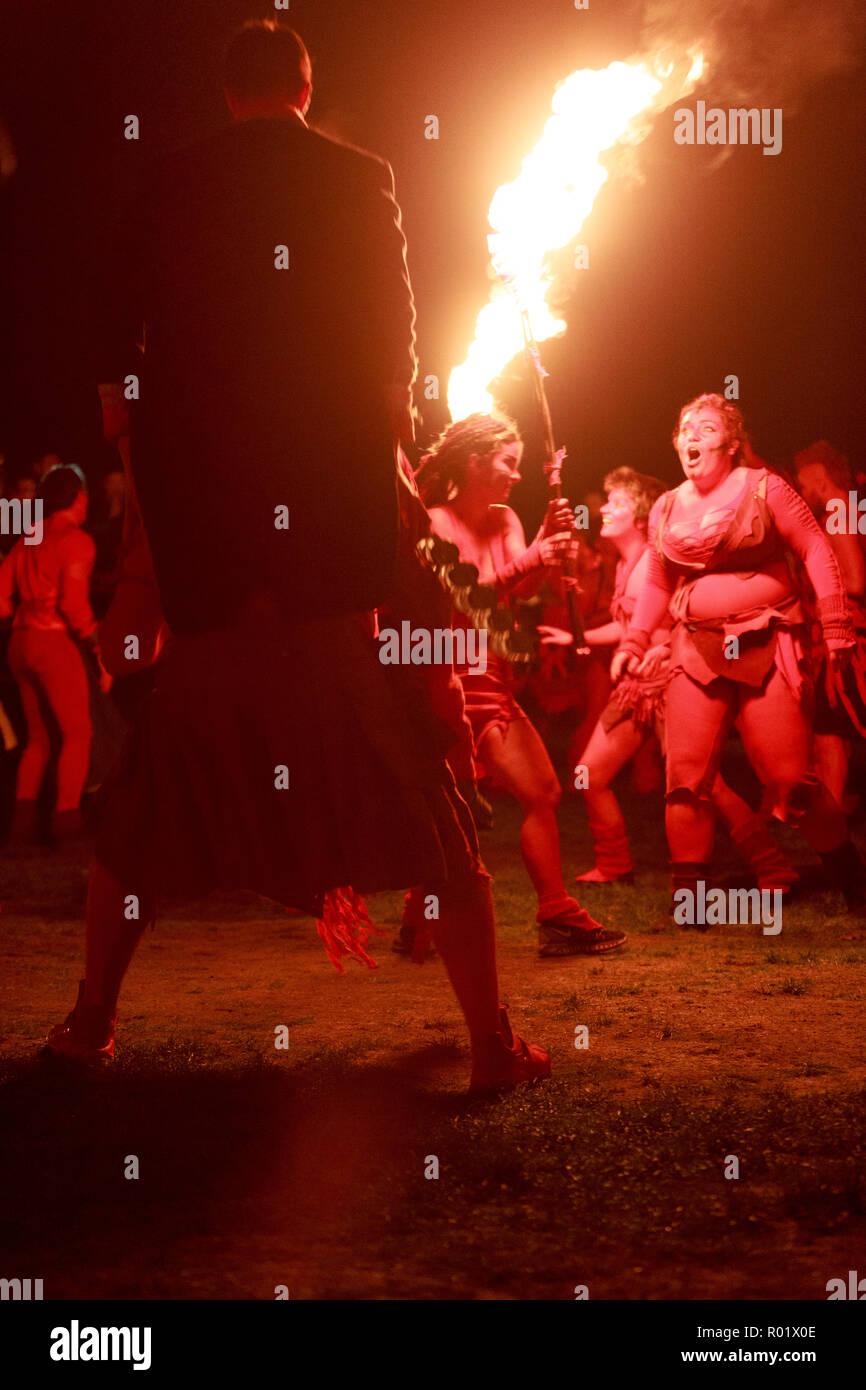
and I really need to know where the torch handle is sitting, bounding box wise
[522,323,586,647]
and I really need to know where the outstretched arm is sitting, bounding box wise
[582,619,622,646]
[767,474,855,648]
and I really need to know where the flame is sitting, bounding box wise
[447,53,704,421]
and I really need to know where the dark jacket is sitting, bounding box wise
[121,115,417,632]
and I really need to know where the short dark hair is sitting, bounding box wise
[223,20,311,103]
[603,466,666,526]
[40,464,86,517]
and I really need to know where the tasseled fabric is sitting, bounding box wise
[316,888,383,973]
[609,672,668,726]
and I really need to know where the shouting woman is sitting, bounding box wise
[613,394,863,914]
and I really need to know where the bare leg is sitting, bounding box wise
[430,871,500,1049]
[567,657,612,768]
[479,716,618,952]
[663,672,732,865]
[427,868,551,1087]
[709,772,754,835]
[81,859,152,1012]
[736,672,846,853]
[812,733,849,811]
[666,792,715,862]
[711,770,797,889]
[576,716,646,880]
[479,716,568,906]
[631,735,663,794]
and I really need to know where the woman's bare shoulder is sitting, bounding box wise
[427,505,457,533]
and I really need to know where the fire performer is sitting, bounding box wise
[612,394,865,914]
[415,413,626,956]
[44,20,550,1091]
[571,466,796,891]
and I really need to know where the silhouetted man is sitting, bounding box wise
[45,20,550,1093]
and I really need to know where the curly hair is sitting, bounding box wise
[602,466,666,527]
[414,412,520,507]
[793,440,852,492]
[673,393,747,466]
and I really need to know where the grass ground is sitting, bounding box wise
[1,742,864,1300]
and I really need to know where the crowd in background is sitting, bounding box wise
[1,419,863,924]
[0,446,130,844]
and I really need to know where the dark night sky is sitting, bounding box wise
[1,0,864,529]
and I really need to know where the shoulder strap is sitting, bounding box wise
[654,490,677,557]
[710,468,773,570]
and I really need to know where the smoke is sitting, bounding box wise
[640,0,866,109]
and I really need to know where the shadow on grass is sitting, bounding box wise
[0,1042,471,1296]
[1,1045,864,1298]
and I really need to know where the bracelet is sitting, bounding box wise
[822,623,855,645]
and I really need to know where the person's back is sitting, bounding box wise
[128,88,415,631]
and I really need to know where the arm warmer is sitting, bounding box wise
[491,536,545,595]
[767,475,855,644]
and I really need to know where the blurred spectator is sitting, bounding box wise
[0,473,38,559]
[794,441,866,816]
[0,464,111,843]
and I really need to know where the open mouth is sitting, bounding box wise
[686,446,701,463]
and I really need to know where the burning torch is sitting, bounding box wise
[518,308,587,651]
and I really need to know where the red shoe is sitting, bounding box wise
[575,865,635,884]
[468,1005,551,1094]
[43,980,116,1064]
